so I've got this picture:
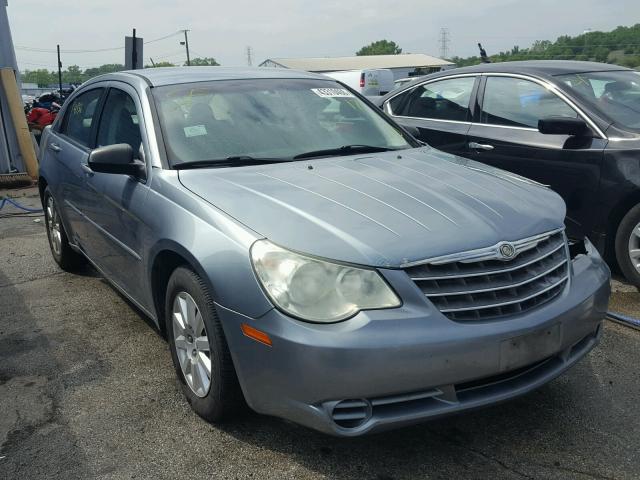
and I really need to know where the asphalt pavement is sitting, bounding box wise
[1,188,639,480]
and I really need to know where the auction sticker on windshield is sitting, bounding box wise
[311,88,354,98]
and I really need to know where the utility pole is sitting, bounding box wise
[439,27,450,59]
[246,46,253,66]
[56,44,63,97]
[181,29,191,66]
[132,28,138,70]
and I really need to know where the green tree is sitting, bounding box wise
[188,57,220,66]
[356,40,402,56]
[452,23,640,67]
[83,64,125,79]
[145,61,176,68]
[62,65,84,84]
[22,69,55,87]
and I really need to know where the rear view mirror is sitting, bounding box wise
[88,143,145,178]
[538,117,591,137]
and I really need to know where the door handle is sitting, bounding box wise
[80,163,94,176]
[49,143,61,152]
[468,142,494,151]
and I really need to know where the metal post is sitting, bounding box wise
[0,0,23,173]
[132,28,138,70]
[57,44,63,98]
[183,30,191,66]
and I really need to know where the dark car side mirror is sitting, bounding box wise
[88,143,145,178]
[538,117,592,137]
[403,125,421,138]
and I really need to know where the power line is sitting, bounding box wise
[15,30,182,54]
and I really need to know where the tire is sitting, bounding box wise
[43,187,86,271]
[165,266,243,422]
[615,203,640,287]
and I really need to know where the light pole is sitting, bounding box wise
[180,29,191,66]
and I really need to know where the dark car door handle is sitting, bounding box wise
[49,143,62,153]
[80,163,94,176]
[468,142,494,151]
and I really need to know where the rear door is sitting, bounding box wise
[41,87,105,246]
[383,75,479,156]
[467,74,607,239]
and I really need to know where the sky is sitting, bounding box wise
[6,0,640,71]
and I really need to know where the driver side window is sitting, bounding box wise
[96,88,143,158]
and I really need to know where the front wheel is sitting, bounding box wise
[615,204,640,287]
[165,267,243,422]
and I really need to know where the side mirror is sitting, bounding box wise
[88,143,145,178]
[538,117,591,137]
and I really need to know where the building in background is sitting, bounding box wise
[259,53,454,79]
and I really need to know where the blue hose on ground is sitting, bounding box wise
[607,311,640,330]
[0,196,43,213]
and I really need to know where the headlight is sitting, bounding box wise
[250,240,401,323]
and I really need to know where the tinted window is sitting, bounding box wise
[97,89,142,157]
[481,77,577,128]
[389,77,475,121]
[62,89,103,146]
[557,70,640,131]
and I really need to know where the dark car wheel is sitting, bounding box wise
[43,187,86,271]
[165,266,243,422]
[615,204,640,287]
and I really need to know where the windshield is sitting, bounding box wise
[557,70,640,131]
[152,78,413,167]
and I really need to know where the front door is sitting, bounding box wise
[467,75,606,239]
[82,85,151,305]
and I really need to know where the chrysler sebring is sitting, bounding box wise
[38,67,610,436]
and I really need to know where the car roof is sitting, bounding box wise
[432,60,632,78]
[99,66,327,87]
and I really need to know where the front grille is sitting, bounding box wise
[405,230,569,321]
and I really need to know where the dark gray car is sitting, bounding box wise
[39,67,610,436]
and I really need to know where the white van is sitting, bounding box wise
[323,69,395,96]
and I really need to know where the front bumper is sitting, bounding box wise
[218,247,610,436]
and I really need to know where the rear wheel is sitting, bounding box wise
[165,267,243,422]
[615,204,640,287]
[43,187,85,271]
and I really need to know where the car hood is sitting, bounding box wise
[178,147,565,267]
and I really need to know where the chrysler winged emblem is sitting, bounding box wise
[498,242,516,260]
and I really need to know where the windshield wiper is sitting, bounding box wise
[174,156,291,169]
[293,145,395,160]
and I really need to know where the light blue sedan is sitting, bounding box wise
[39,67,610,436]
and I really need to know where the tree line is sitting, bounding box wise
[21,57,219,87]
[451,24,640,68]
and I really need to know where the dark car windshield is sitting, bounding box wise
[557,70,640,131]
[152,78,413,167]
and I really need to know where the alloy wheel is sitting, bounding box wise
[628,221,640,275]
[46,195,62,257]
[172,291,212,397]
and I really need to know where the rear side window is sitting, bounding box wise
[61,89,103,146]
[96,89,143,157]
[481,77,577,128]
[389,77,475,121]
